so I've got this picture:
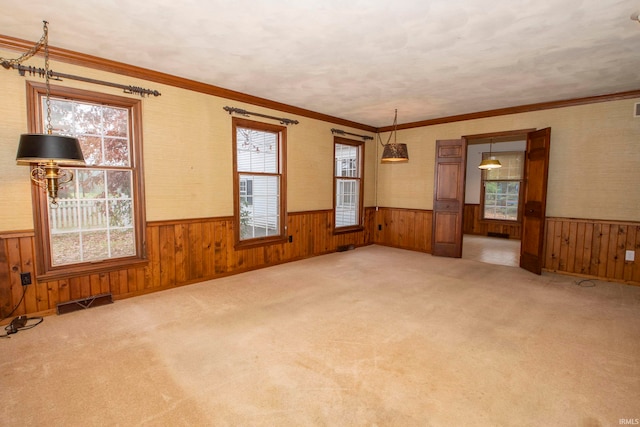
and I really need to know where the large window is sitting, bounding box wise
[481,151,524,221]
[27,82,146,278]
[334,137,363,231]
[233,118,286,246]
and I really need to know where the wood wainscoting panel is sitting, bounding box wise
[544,217,640,284]
[0,209,374,319]
[0,231,39,318]
[463,204,522,239]
[372,207,433,253]
[4,212,636,319]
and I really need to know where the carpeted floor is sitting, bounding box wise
[1,245,639,426]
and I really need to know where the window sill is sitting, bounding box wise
[36,257,149,282]
[234,235,288,250]
[333,225,364,235]
[480,218,521,225]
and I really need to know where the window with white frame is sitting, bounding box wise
[334,138,363,230]
[481,151,525,221]
[233,118,286,245]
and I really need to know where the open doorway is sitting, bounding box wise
[462,234,520,267]
[463,133,528,267]
[431,128,550,274]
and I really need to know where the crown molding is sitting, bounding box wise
[3,34,639,134]
[377,89,640,132]
[0,34,376,133]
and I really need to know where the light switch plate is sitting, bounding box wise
[625,250,635,262]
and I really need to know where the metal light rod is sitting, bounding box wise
[331,128,374,141]
[223,106,299,125]
[8,63,161,97]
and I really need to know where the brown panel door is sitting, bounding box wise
[432,139,466,257]
[520,128,551,274]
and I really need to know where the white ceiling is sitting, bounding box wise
[1,0,639,127]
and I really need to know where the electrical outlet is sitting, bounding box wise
[288,235,293,243]
[625,250,635,262]
[20,272,32,286]
[378,224,382,231]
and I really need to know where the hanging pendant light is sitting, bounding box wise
[478,138,502,170]
[11,21,85,205]
[380,109,409,163]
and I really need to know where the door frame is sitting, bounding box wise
[444,128,541,268]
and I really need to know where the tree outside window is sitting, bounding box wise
[27,82,145,277]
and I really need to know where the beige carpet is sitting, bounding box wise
[1,245,639,426]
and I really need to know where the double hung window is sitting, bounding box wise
[233,118,286,246]
[334,137,363,231]
[27,83,146,277]
[481,151,524,222]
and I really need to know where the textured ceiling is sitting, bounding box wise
[1,0,639,127]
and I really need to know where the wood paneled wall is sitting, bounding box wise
[0,209,375,319]
[463,204,522,239]
[2,209,638,319]
[372,207,433,253]
[369,208,639,285]
[544,217,640,283]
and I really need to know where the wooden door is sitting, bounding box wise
[432,139,467,257]
[520,128,551,274]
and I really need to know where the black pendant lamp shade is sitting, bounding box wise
[16,134,85,165]
[9,22,85,205]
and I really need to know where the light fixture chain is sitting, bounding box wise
[393,109,398,145]
[0,21,48,68]
[43,21,52,135]
[378,109,398,147]
[14,21,86,206]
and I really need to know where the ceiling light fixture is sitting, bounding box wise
[380,109,409,163]
[478,138,502,170]
[8,21,85,205]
